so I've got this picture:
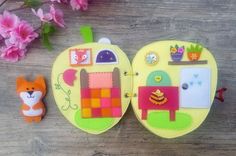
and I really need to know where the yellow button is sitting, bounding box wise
[155,76,162,82]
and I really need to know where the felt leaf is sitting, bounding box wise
[41,23,56,50]
[80,26,93,43]
[24,0,41,7]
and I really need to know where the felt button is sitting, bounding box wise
[182,83,189,90]
[154,76,162,82]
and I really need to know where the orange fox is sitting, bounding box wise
[16,76,46,123]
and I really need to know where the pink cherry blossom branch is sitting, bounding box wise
[0,0,8,7]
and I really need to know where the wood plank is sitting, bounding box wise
[0,0,235,155]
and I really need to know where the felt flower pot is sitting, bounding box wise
[187,52,201,61]
[171,53,183,62]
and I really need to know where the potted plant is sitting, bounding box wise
[187,44,203,61]
[170,45,184,61]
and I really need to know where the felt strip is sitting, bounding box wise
[168,60,208,65]
[80,26,94,43]
[112,67,120,87]
[80,69,89,88]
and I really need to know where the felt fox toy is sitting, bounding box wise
[16,76,46,123]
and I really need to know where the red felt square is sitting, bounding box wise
[112,108,122,117]
[92,108,101,117]
[81,88,90,98]
[111,88,121,98]
[101,98,112,108]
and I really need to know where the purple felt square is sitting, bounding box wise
[81,88,90,98]
[111,88,121,98]
[112,108,122,117]
[92,108,101,117]
[101,98,111,108]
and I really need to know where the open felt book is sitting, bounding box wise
[51,40,217,138]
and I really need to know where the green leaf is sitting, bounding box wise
[68,90,71,95]
[24,0,41,7]
[41,23,56,50]
[65,98,69,101]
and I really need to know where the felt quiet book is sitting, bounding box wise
[51,26,219,137]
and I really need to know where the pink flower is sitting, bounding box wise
[70,0,88,11]
[0,11,20,38]
[0,45,26,62]
[7,21,38,48]
[32,8,52,22]
[50,4,65,27]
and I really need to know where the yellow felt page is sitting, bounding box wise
[51,43,132,134]
[132,40,217,138]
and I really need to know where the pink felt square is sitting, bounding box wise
[81,88,90,98]
[112,108,122,117]
[88,72,113,88]
[111,87,121,98]
[92,108,101,117]
[101,98,112,108]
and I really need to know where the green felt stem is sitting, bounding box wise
[55,73,78,111]
[80,26,94,43]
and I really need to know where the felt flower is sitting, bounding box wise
[178,47,185,53]
[70,0,88,11]
[50,4,65,27]
[32,8,52,22]
[7,21,38,47]
[0,45,26,62]
[63,69,77,86]
[170,47,177,54]
[0,11,20,38]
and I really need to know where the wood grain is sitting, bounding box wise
[0,0,236,155]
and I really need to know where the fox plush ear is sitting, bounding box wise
[16,76,26,91]
[34,76,46,90]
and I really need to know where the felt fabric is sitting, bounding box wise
[81,88,122,118]
[146,71,172,86]
[180,67,211,108]
[89,72,113,89]
[63,69,77,86]
[138,86,179,120]
[52,42,132,135]
[80,26,94,43]
[95,50,118,64]
[16,76,46,123]
[131,40,217,138]
[69,48,92,66]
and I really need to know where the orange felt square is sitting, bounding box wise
[101,89,111,98]
[82,108,91,118]
[90,89,101,98]
[81,99,90,108]
[111,98,121,107]
[91,98,101,108]
[101,108,112,117]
